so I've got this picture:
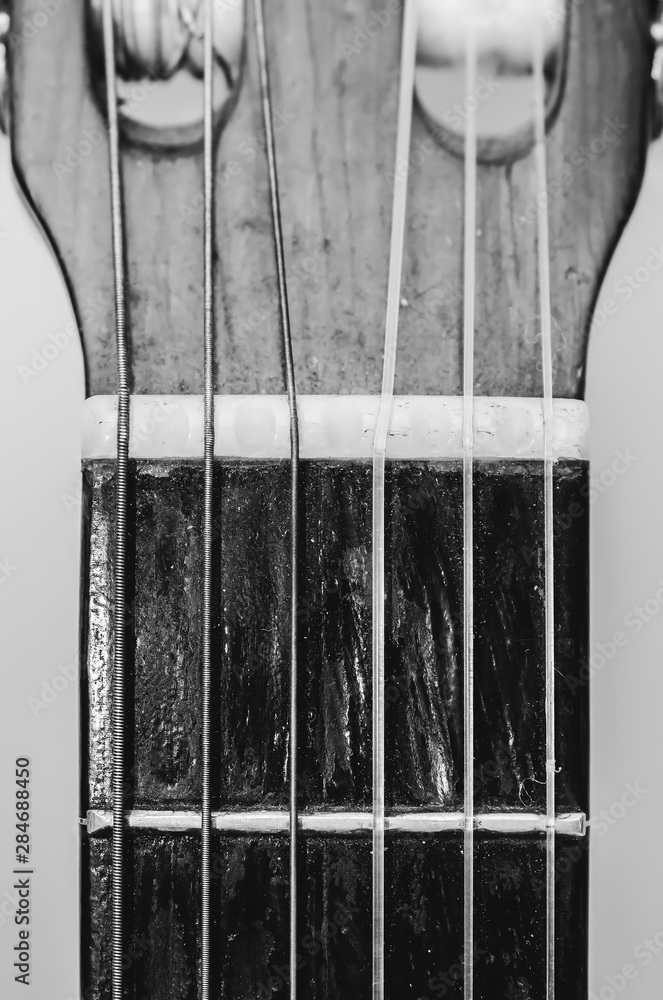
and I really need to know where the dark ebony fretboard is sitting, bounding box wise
[81,458,588,999]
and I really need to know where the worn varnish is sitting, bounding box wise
[83,460,589,812]
[82,460,588,814]
[10,0,656,399]
[85,832,587,999]
[81,457,589,993]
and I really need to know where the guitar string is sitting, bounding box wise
[463,21,477,1000]
[99,11,555,1000]
[462,21,478,1000]
[371,2,418,998]
[252,2,302,998]
[533,22,557,1000]
[201,0,215,997]
[99,3,300,994]
[101,4,130,1000]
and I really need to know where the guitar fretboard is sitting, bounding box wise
[81,456,589,998]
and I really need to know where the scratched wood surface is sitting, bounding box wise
[77,455,589,999]
[9,0,657,400]
[82,460,588,814]
[84,832,587,999]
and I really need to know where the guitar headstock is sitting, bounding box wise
[5,0,659,400]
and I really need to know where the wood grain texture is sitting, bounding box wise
[85,832,587,999]
[82,459,588,814]
[9,0,657,399]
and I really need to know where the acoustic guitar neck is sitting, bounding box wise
[4,0,660,997]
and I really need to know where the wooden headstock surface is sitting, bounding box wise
[8,0,658,399]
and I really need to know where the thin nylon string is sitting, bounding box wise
[371,3,418,998]
[101,5,129,1000]
[252,2,301,997]
[462,23,478,1000]
[533,25,556,1000]
[201,0,214,996]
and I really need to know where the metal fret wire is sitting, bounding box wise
[101,4,129,1000]
[252,1,301,997]
[87,808,587,837]
[371,3,418,998]
[201,0,215,996]
[462,23,478,1000]
[533,24,557,1000]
